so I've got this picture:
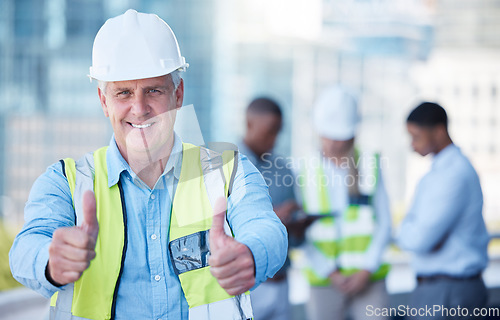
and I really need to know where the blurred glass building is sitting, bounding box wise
[0,0,110,226]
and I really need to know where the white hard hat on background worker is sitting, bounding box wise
[89,9,189,82]
[312,85,359,141]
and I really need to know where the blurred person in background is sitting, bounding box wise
[9,9,287,320]
[239,97,300,320]
[398,102,489,319]
[298,85,392,320]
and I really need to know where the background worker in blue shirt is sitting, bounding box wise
[9,9,287,320]
[238,97,300,320]
[398,102,489,319]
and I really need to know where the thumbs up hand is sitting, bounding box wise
[80,190,99,242]
[209,197,256,296]
[47,190,99,286]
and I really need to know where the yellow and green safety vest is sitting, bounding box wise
[299,151,390,286]
[49,143,253,320]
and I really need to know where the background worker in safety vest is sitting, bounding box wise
[397,102,489,320]
[299,85,392,320]
[9,9,287,320]
[238,97,300,320]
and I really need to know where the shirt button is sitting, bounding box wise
[151,194,156,200]
[151,234,157,240]
[155,275,161,281]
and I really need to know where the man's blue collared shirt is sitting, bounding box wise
[397,144,489,277]
[10,134,287,320]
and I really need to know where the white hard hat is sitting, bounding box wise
[312,85,359,140]
[89,9,189,82]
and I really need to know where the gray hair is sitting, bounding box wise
[170,70,182,89]
[97,80,107,94]
[97,70,183,95]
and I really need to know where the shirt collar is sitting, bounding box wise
[165,133,183,181]
[432,143,458,170]
[106,133,184,188]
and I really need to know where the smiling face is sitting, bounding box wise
[98,74,184,161]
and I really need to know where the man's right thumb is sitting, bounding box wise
[81,190,98,240]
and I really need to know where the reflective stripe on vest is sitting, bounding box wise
[50,144,253,320]
[300,152,390,286]
[50,147,126,320]
[169,143,252,320]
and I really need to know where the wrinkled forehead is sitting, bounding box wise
[107,74,172,91]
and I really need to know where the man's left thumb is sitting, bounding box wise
[210,197,227,251]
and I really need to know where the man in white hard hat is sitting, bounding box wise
[298,85,391,320]
[9,9,287,320]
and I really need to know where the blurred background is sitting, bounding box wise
[0,0,499,319]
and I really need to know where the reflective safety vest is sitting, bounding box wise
[299,151,390,286]
[49,143,253,320]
